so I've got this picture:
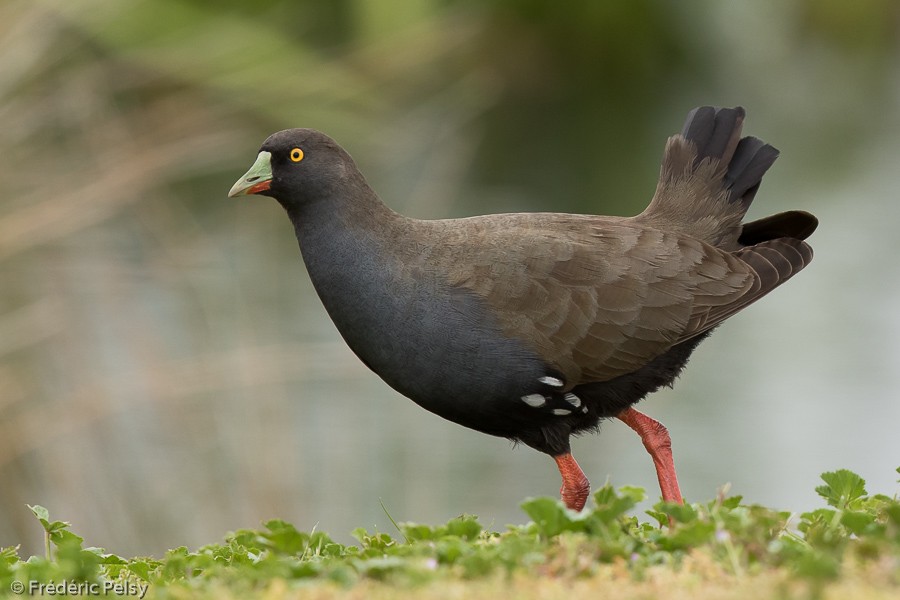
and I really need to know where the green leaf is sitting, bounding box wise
[27,504,75,546]
[350,528,369,545]
[645,509,669,528]
[660,520,716,550]
[721,495,744,510]
[46,521,73,535]
[618,485,647,504]
[885,502,900,526]
[50,529,84,548]
[351,528,395,553]
[588,484,642,525]
[521,497,577,538]
[592,485,617,506]
[435,537,467,564]
[27,505,50,523]
[400,523,435,542]
[262,519,308,555]
[839,510,876,536]
[127,560,152,581]
[657,502,698,524]
[815,469,867,509]
[1,546,20,565]
[444,516,482,540]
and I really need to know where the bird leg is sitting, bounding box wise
[553,453,591,511]
[617,407,684,504]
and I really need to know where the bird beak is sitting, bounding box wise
[228,151,273,197]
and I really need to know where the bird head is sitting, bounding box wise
[228,128,357,209]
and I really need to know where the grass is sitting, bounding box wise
[2,468,898,599]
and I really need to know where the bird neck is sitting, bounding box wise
[286,172,402,239]
[286,176,422,386]
[286,173,413,305]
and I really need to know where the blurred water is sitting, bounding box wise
[1,0,899,558]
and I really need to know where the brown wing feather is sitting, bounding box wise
[680,237,813,341]
[433,215,764,385]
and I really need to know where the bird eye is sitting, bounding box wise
[289,148,304,163]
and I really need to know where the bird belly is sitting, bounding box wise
[297,222,593,440]
[329,281,553,433]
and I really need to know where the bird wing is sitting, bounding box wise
[437,214,809,385]
[682,237,813,335]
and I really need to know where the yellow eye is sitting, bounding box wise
[289,148,304,162]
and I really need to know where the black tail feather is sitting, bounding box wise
[681,106,744,166]
[725,136,779,209]
[642,106,815,251]
[739,210,818,245]
[680,106,779,210]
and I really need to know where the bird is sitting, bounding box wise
[228,106,816,511]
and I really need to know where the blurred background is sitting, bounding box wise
[1,0,899,557]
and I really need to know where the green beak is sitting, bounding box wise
[228,151,273,197]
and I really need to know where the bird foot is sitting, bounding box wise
[553,453,591,511]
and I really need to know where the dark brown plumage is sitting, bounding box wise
[228,106,816,510]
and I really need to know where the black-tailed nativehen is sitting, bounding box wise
[228,106,816,510]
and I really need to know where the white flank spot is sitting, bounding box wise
[521,394,546,407]
[564,393,581,408]
[581,406,588,413]
[538,376,564,388]
[552,408,571,416]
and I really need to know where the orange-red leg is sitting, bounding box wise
[617,407,684,504]
[553,453,591,511]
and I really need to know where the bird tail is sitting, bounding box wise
[638,106,816,249]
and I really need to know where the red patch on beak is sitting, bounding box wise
[247,180,272,195]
